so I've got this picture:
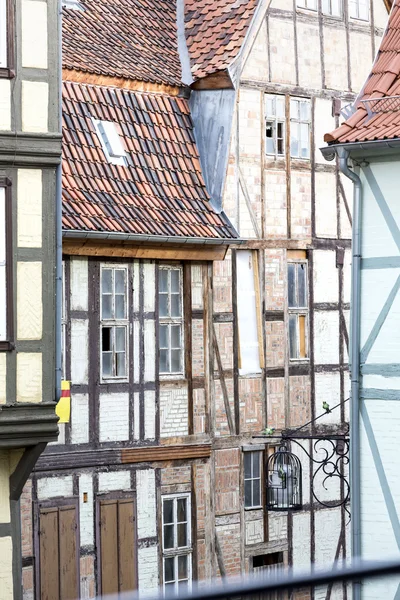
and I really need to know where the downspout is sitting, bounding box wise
[337,146,362,600]
[55,0,62,406]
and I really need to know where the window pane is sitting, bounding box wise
[171,294,181,318]
[171,269,180,293]
[160,349,169,373]
[116,352,126,376]
[290,99,299,120]
[244,453,252,479]
[102,295,112,319]
[115,294,125,319]
[178,555,188,580]
[115,269,126,294]
[164,557,175,582]
[102,269,112,293]
[164,525,174,550]
[177,523,187,547]
[299,315,307,359]
[265,96,275,117]
[102,352,112,377]
[253,479,261,507]
[177,498,187,522]
[159,293,168,317]
[289,315,298,359]
[297,264,307,307]
[171,325,181,349]
[300,123,310,158]
[290,124,299,158]
[160,324,169,349]
[359,2,368,20]
[245,479,252,507]
[276,97,285,118]
[159,269,168,293]
[288,264,296,307]
[115,326,126,351]
[163,499,173,524]
[171,349,181,373]
[102,327,111,351]
[300,101,310,122]
[266,136,275,155]
[253,452,260,477]
[332,0,341,16]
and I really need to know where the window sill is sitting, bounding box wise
[244,506,263,511]
[0,341,14,351]
[100,377,129,384]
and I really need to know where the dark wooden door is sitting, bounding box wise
[38,503,79,600]
[99,497,137,596]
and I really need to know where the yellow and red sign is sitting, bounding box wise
[56,380,71,424]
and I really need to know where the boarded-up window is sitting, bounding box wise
[98,497,137,596]
[236,250,264,375]
[37,503,79,600]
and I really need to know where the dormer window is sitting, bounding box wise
[93,119,127,166]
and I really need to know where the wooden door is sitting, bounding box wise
[38,502,79,600]
[98,497,137,596]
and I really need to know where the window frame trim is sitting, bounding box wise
[290,97,311,161]
[0,0,15,79]
[349,0,369,21]
[161,493,192,591]
[158,265,185,378]
[287,258,309,362]
[0,178,13,351]
[243,449,263,510]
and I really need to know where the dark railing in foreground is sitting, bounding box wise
[104,557,400,600]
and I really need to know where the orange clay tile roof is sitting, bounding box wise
[184,0,258,79]
[325,0,400,144]
[62,81,238,240]
[62,0,182,86]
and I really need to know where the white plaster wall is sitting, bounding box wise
[98,471,130,492]
[349,32,374,94]
[292,512,311,572]
[0,354,5,404]
[268,17,296,84]
[0,452,10,523]
[136,469,156,539]
[0,537,13,600]
[314,311,339,364]
[315,172,337,238]
[0,80,11,131]
[143,261,155,312]
[339,172,353,240]
[16,353,42,403]
[71,394,89,444]
[99,393,129,442]
[245,519,263,545]
[134,321,140,383]
[314,98,336,165]
[17,169,42,248]
[17,262,42,340]
[343,249,352,304]
[144,390,156,440]
[323,27,348,91]
[21,0,48,69]
[297,20,322,90]
[79,473,93,547]
[37,476,73,499]
[71,319,89,384]
[268,513,287,542]
[314,508,344,600]
[313,250,339,304]
[144,319,156,382]
[22,81,48,133]
[191,265,203,309]
[70,258,88,311]
[314,372,341,427]
[138,546,159,593]
[133,392,140,440]
[241,18,269,83]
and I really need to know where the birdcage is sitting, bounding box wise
[266,445,302,511]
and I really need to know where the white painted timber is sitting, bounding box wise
[98,471,130,492]
[136,469,156,538]
[79,473,94,546]
[70,258,88,311]
[37,476,73,499]
[71,394,89,444]
[99,393,129,442]
[70,319,89,384]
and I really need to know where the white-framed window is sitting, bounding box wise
[349,0,369,21]
[296,0,317,9]
[288,261,308,360]
[265,95,285,158]
[100,266,129,379]
[322,0,342,15]
[244,451,262,509]
[93,119,127,166]
[162,494,192,592]
[159,267,183,375]
[0,0,8,69]
[290,98,311,159]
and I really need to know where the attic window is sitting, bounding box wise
[61,0,84,9]
[93,119,127,166]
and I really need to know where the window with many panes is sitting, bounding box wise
[288,261,308,360]
[162,495,192,592]
[244,451,262,509]
[265,95,285,158]
[290,98,311,159]
[0,180,12,350]
[349,0,369,21]
[296,0,317,8]
[322,0,342,16]
[100,266,128,379]
[159,267,183,375]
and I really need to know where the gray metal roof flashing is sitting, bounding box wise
[62,229,244,246]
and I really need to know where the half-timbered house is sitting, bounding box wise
[20,0,393,599]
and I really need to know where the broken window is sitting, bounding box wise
[244,451,262,509]
[288,261,308,360]
[159,266,183,375]
[265,94,285,158]
[100,266,128,379]
[162,495,192,591]
[349,0,369,21]
[290,98,311,159]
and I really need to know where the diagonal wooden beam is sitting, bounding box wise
[213,324,235,435]
[238,166,262,239]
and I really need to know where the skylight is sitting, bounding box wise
[93,119,127,166]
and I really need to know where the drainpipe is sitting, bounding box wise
[55,0,62,406]
[337,146,362,600]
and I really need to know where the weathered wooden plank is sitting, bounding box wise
[100,500,119,596]
[39,508,60,600]
[121,443,212,464]
[118,499,137,593]
[59,506,79,600]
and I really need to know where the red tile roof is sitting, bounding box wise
[184,0,258,80]
[325,0,400,144]
[62,81,238,240]
[62,0,182,86]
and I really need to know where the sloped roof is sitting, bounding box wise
[62,81,238,240]
[184,0,258,79]
[325,0,400,144]
[62,0,182,86]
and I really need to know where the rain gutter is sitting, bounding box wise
[321,137,400,157]
[321,143,362,600]
[62,229,244,246]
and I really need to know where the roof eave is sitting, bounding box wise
[320,137,400,159]
[62,229,243,246]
